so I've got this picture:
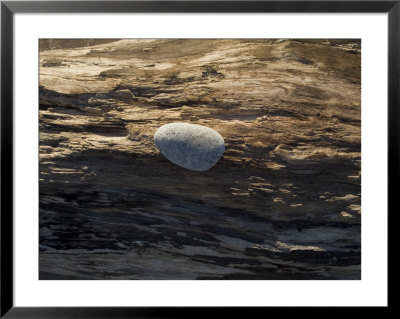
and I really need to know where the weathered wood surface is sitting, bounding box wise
[39,39,361,279]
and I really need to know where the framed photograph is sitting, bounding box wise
[1,0,394,317]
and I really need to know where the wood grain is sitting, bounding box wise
[39,39,361,279]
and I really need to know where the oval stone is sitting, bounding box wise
[154,123,225,172]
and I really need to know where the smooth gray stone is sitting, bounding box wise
[154,123,225,171]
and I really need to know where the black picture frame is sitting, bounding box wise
[1,0,395,317]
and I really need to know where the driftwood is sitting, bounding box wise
[39,39,361,279]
